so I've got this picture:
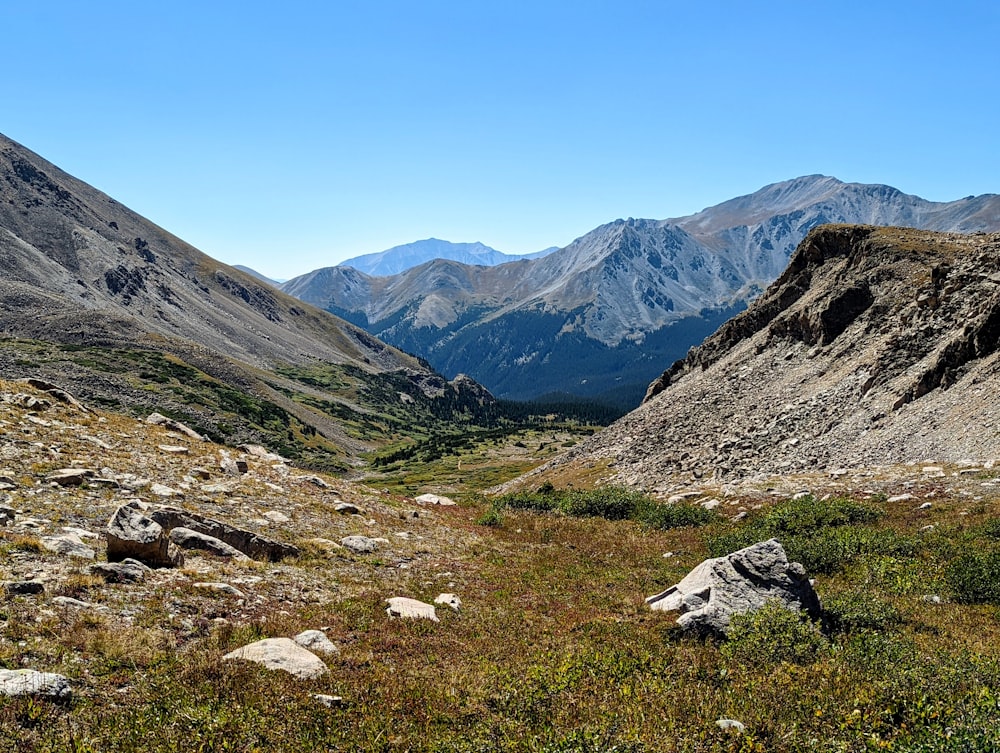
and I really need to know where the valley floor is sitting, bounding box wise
[2,380,1000,752]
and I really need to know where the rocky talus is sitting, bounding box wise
[506,226,1000,492]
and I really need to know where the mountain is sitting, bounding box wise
[0,133,500,469]
[233,265,284,285]
[282,176,1000,407]
[337,239,556,277]
[504,225,1000,493]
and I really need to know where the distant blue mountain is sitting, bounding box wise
[338,238,556,276]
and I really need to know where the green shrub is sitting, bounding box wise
[634,500,720,530]
[560,488,644,520]
[721,602,829,666]
[824,591,903,633]
[946,548,1000,604]
[476,505,504,528]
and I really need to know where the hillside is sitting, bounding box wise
[0,133,506,469]
[504,225,1000,493]
[282,177,1000,406]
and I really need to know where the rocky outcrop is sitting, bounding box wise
[510,226,1000,489]
[105,503,184,568]
[646,539,821,635]
[149,506,298,561]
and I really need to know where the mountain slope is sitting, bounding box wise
[0,133,497,468]
[283,177,1000,406]
[505,225,1000,493]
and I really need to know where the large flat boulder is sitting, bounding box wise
[223,638,328,680]
[646,539,821,635]
[105,503,184,568]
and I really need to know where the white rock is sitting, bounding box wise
[41,534,95,559]
[193,582,246,598]
[386,597,439,622]
[0,669,71,700]
[434,593,462,611]
[150,483,181,498]
[223,638,328,680]
[716,719,746,733]
[262,510,290,524]
[887,493,917,503]
[415,493,457,506]
[294,629,339,655]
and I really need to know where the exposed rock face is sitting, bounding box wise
[223,638,328,680]
[646,539,821,635]
[509,226,1000,488]
[105,503,184,568]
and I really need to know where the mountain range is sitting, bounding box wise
[337,239,557,276]
[0,133,502,469]
[280,176,1000,407]
[505,224,1000,493]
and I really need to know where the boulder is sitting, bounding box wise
[2,581,45,596]
[434,593,462,611]
[415,493,456,506]
[386,597,439,622]
[341,535,379,554]
[41,534,96,559]
[45,468,95,486]
[223,638,328,680]
[146,413,205,441]
[294,629,339,655]
[149,506,299,561]
[90,559,150,583]
[646,539,821,635]
[0,669,72,700]
[169,527,249,560]
[105,503,184,568]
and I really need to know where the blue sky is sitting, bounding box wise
[5,1,998,278]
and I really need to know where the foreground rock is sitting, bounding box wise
[223,638,328,680]
[646,539,821,635]
[0,669,72,700]
[386,597,439,622]
[105,503,184,568]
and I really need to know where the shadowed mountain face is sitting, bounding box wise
[504,225,1000,493]
[0,133,489,467]
[282,176,1000,407]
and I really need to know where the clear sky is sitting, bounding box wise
[5,1,998,279]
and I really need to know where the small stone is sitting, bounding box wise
[917,502,933,510]
[434,593,461,611]
[334,502,363,515]
[792,491,811,500]
[150,483,181,498]
[294,630,339,655]
[193,582,246,598]
[262,510,290,524]
[45,468,95,486]
[146,413,205,441]
[158,445,190,455]
[52,596,107,611]
[700,498,721,510]
[340,535,379,554]
[716,719,746,733]
[312,694,345,708]
[887,493,916,503]
[386,597,439,622]
[922,595,943,604]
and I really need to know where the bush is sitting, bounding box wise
[721,602,829,666]
[560,488,644,521]
[824,591,903,633]
[634,500,720,530]
[946,548,1000,604]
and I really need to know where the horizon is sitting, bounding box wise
[5,1,998,279]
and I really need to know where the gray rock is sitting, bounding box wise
[646,539,821,635]
[223,638,328,680]
[193,582,246,598]
[90,559,150,583]
[716,719,746,733]
[3,581,45,596]
[434,593,462,611]
[106,503,185,568]
[41,534,96,559]
[386,597,439,622]
[340,535,379,554]
[146,413,205,441]
[149,506,299,561]
[0,669,72,700]
[52,596,107,611]
[45,468,95,486]
[334,502,363,515]
[169,527,249,560]
[0,504,13,526]
[294,629,339,655]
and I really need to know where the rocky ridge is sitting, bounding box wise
[502,226,1000,493]
[283,176,1000,403]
